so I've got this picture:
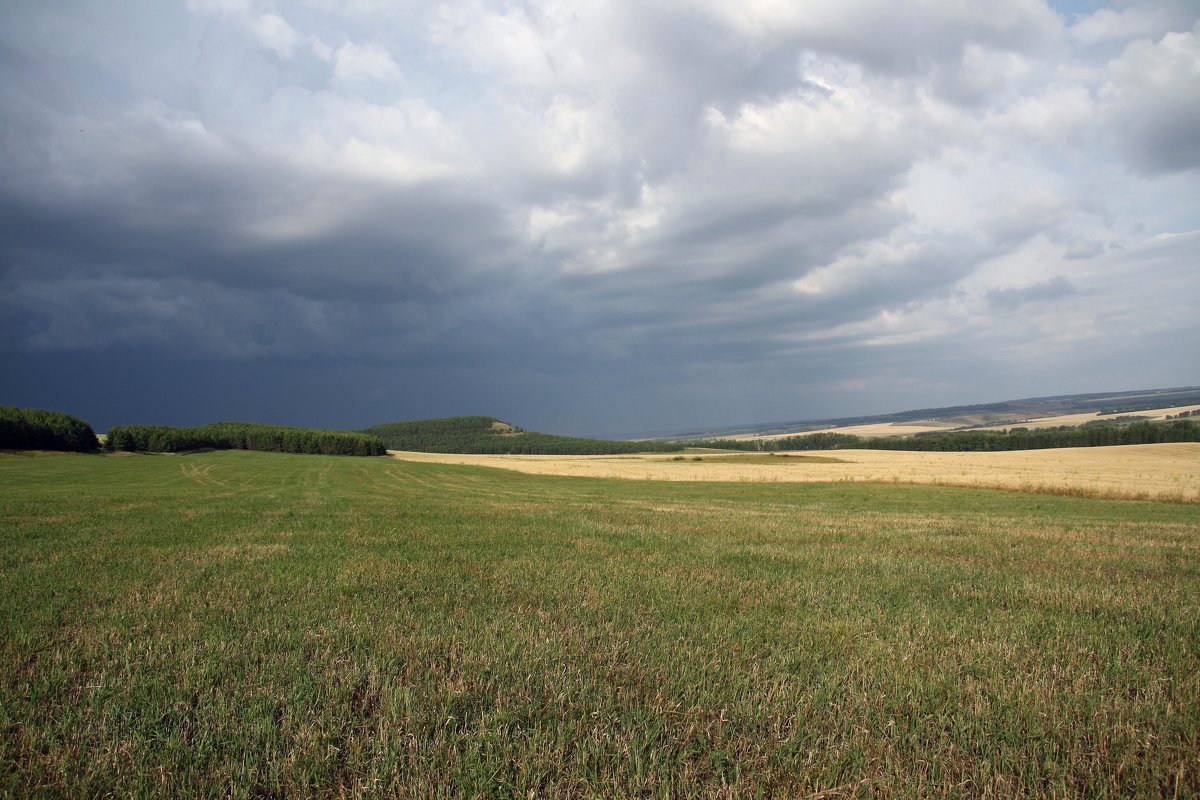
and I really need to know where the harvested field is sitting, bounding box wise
[391,442,1200,502]
[726,421,956,439]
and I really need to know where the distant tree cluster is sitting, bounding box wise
[362,416,684,455]
[691,420,1200,453]
[106,422,386,456]
[687,432,862,452]
[0,406,99,452]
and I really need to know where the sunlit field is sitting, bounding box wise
[392,442,1200,503]
[2,450,1198,797]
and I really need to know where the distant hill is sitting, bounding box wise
[662,386,1200,441]
[361,416,682,455]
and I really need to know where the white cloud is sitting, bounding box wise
[249,13,302,58]
[186,0,330,61]
[255,89,469,186]
[185,0,254,14]
[1068,2,1193,46]
[333,41,403,81]
[536,95,617,175]
[985,83,1094,146]
[793,237,929,298]
[429,2,568,88]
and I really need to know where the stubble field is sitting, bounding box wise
[391,442,1200,503]
[2,450,1198,797]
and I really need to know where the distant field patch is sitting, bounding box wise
[725,420,959,439]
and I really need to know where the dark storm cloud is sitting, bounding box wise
[2,1,1198,436]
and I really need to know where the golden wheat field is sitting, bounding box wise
[391,442,1200,502]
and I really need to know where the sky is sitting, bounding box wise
[1,0,1198,437]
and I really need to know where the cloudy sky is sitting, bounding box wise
[1,0,1197,436]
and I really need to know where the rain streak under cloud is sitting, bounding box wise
[1,0,1198,436]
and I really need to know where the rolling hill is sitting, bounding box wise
[660,385,1200,441]
[360,416,682,455]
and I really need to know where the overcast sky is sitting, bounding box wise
[2,0,1198,436]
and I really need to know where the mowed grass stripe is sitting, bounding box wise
[1,450,1197,798]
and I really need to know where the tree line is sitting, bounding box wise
[105,422,386,456]
[0,406,99,452]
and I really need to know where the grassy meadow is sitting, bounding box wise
[2,450,1198,797]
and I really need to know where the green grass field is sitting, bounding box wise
[2,451,1198,798]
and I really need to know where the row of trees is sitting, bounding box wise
[105,423,386,456]
[362,416,684,454]
[692,420,1200,453]
[0,406,99,452]
[687,432,864,452]
[460,431,683,455]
